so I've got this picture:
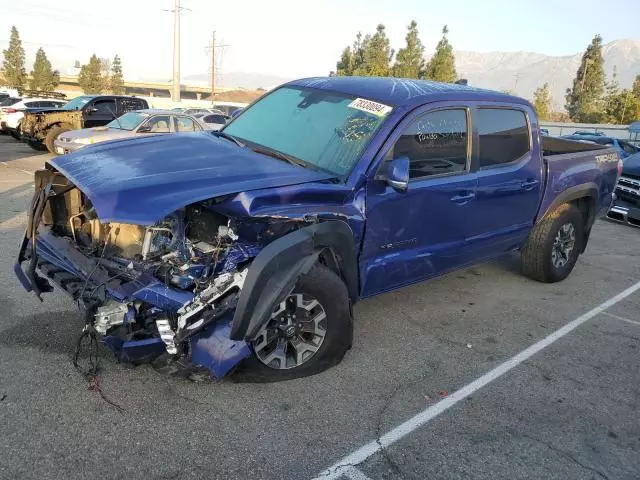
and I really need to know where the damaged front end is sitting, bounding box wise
[15,168,319,379]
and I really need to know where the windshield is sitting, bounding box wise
[63,96,93,110]
[222,86,392,176]
[107,111,148,130]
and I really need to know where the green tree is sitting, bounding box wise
[336,32,367,76]
[533,83,552,120]
[78,54,105,94]
[110,54,125,94]
[565,34,606,122]
[355,24,392,77]
[29,48,59,92]
[633,74,640,97]
[424,25,457,83]
[392,20,425,79]
[2,26,27,90]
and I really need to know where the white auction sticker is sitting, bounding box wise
[348,98,392,117]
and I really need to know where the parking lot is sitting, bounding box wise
[0,133,638,480]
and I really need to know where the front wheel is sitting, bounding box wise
[233,264,353,382]
[45,123,73,154]
[9,124,21,140]
[521,203,584,283]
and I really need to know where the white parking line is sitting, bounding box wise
[311,279,640,480]
[0,162,34,175]
[340,466,374,480]
[601,310,640,327]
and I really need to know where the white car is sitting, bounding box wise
[0,97,67,139]
[193,112,230,131]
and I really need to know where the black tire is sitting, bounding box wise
[27,140,47,151]
[44,123,73,154]
[10,124,21,140]
[232,264,353,382]
[521,203,584,283]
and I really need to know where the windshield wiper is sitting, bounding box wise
[212,131,244,147]
[251,146,307,168]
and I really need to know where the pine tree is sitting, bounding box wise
[533,83,552,120]
[565,34,605,123]
[355,25,392,77]
[424,25,457,83]
[78,54,105,94]
[29,48,59,92]
[336,32,367,76]
[2,26,27,90]
[110,55,125,94]
[392,21,425,79]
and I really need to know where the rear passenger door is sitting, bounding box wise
[467,106,542,258]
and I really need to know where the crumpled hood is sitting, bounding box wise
[48,133,336,225]
[622,151,640,177]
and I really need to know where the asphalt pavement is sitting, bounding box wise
[0,134,638,480]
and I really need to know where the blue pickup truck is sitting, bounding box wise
[15,77,621,381]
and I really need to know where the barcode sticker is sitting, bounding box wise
[348,98,392,117]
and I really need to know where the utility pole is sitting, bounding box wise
[205,33,228,105]
[172,0,181,102]
[210,31,216,102]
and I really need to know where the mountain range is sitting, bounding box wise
[200,39,640,111]
[454,39,640,109]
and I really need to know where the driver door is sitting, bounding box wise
[360,104,478,297]
[84,98,117,127]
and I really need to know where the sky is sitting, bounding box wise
[1,0,638,84]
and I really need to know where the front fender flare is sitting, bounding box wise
[229,221,358,341]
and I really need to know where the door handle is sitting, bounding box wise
[521,179,539,191]
[450,192,475,204]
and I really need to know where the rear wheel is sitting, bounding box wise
[45,123,73,154]
[521,203,584,283]
[233,264,353,382]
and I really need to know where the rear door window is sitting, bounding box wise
[477,109,530,167]
[174,116,199,132]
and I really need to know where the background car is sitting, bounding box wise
[0,96,67,139]
[193,112,229,131]
[561,133,639,159]
[53,109,203,154]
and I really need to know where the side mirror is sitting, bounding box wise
[378,156,410,192]
[138,124,152,133]
[87,107,98,114]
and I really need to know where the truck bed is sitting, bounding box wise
[537,137,619,222]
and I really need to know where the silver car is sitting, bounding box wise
[53,109,204,154]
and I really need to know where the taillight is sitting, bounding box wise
[1,108,17,113]
[617,158,623,178]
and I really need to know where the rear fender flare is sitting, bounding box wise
[229,220,358,341]
[537,183,598,252]
[538,183,598,224]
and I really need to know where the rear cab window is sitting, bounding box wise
[477,108,530,167]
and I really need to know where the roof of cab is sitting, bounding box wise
[287,76,530,109]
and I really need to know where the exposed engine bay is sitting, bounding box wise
[18,168,312,379]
